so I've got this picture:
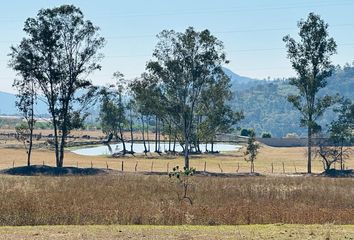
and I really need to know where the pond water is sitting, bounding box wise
[71,142,241,156]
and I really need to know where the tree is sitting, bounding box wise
[244,129,260,173]
[13,77,36,166]
[146,27,229,168]
[283,12,337,173]
[240,128,250,137]
[9,5,105,167]
[198,74,243,153]
[329,99,354,169]
[99,72,129,155]
[261,132,272,138]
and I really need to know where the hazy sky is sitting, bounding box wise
[0,0,354,93]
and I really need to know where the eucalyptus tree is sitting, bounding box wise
[283,13,337,173]
[9,5,105,167]
[244,129,260,173]
[146,27,229,168]
[198,74,243,153]
[329,99,354,169]
[12,77,36,166]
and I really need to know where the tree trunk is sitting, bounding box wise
[141,115,147,153]
[130,110,134,153]
[155,115,158,152]
[146,117,150,152]
[211,140,214,153]
[168,122,171,152]
[184,137,189,169]
[118,125,126,154]
[307,126,312,174]
[173,131,177,153]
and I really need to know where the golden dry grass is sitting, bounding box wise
[0,145,353,173]
[0,224,353,240]
[1,174,354,226]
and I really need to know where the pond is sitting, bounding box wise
[71,142,242,156]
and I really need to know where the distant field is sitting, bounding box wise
[0,145,353,173]
[1,224,354,240]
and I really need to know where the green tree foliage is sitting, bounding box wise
[146,27,239,168]
[261,132,272,138]
[9,5,105,167]
[283,12,337,173]
[244,129,260,173]
[12,77,36,166]
[240,128,250,137]
[99,72,128,155]
[198,74,244,152]
[328,99,354,169]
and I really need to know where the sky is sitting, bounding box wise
[0,0,354,93]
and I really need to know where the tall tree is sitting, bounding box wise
[146,27,228,168]
[9,5,105,167]
[283,13,337,173]
[13,77,36,166]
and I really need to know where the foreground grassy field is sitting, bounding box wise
[1,145,353,173]
[1,224,353,240]
[1,174,354,225]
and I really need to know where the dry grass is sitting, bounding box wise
[0,145,353,173]
[1,174,354,226]
[0,224,353,239]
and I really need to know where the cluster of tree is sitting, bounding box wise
[99,28,243,168]
[10,5,242,169]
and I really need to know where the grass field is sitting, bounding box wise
[1,174,354,226]
[0,145,353,173]
[1,224,353,239]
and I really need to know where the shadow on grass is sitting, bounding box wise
[0,165,108,176]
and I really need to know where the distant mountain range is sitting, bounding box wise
[1,66,353,137]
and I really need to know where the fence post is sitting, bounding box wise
[151,161,154,172]
[236,162,240,173]
[13,160,15,168]
[218,163,223,173]
[271,162,273,173]
[106,161,109,170]
[77,161,78,168]
[121,161,124,172]
[204,161,207,172]
[91,161,93,168]
[282,162,285,174]
[293,162,297,173]
[135,162,138,172]
[167,162,169,173]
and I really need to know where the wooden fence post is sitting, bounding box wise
[106,161,109,170]
[135,162,138,172]
[13,160,15,168]
[204,161,207,172]
[91,161,93,168]
[151,161,154,172]
[271,162,274,173]
[167,162,169,173]
[121,161,124,172]
[236,162,240,173]
[77,161,78,168]
[282,162,285,174]
[218,163,223,173]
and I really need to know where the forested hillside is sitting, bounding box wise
[230,64,354,137]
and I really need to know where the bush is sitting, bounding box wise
[261,132,272,138]
[240,128,250,136]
